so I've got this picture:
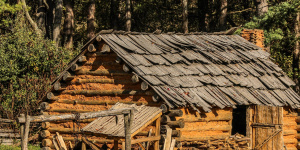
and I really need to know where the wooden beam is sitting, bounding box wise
[71,64,82,72]
[163,127,172,150]
[63,71,74,81]
[100,44,111,53]
[76,69,129,76]
[165,119,185,128]
[155,117,161,150]
[131,74,140,83]
[152,94,161,103]
[39,102,50,111]
[17,108,135,123]
[78,56,87,63]
[88,44,96,52]
[61,89,154,96]
[75,78,133,84]
[141,81,149,91]
[114,140,119,150]
[56,99,150,106]
[131,136,161,144]
[167,110,183,117]
[160,104,169,114]
[47,92,59,101]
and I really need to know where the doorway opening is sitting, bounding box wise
[231,105,247,135]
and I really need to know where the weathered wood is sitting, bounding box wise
[283,130,297,136]
[50,136,118,144]
[161,115,171,124]
[182,113,233,122]
[124,112,132,150]
[56,132,67,150]
[146,129,152,150]
[78,55,87,63]
[52,136,59,150]
[42,139,52,147]
[42,122,51,129]
[96,35,102,42]
[61,89,154,96]
[152,94,161,103]
[71,64,81,72]
[76,69,129,76]
[131,74,140,83]
[0,118,15,123]
[163,127,172,150]
[17,108,135,123]
[167,110,183,117]
[83,137,100,150]
[21,115,30,150]
[57,99,150,106]
[166,119,185,128]
[170,139,176,150]
[123,64,131,72]
[175,135,228,141]
[0,133,20,137]
[141,81,149,91]
[63,71,74,81]
[160,104,169,114]
[100,44,111,53]
[155,117,161,150]
[82,141,87,150]
[47,92,59,101]
[40,102,50,110]
[161,129,181,137]
[75,78,133,84]
[53,82,65,91]
[88,44,96,52]
[40,130,51,138]
[131,136,161,144]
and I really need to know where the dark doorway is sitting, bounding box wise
[231,105,247,135]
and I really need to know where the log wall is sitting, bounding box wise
[41,41,162,149]
[282,107,298,150]
[175,107,232,140]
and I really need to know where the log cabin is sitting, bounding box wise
[38,29,300,150]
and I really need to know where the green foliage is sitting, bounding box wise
[243,0,300,77]
[0,14,77,119]
[0,0,22,27]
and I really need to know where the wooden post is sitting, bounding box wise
[155,116,161,150]
[20,114,25,150]
[124,110,133,150]
[21,115,31,150]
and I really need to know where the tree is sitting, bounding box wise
[198,0,208,31]
[53,0,63,45]
[21,0,42,35]
[87,0,95,40]
[63,0,74,49]
[37,0,46,32]
[125,0,131,31]
[219,0,227,30]
[255,0,268,17]
[294,12,300,92]
[182,0,188,33]
[111,0,119,30]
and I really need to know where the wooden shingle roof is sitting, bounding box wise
[81,103,162,137]
[50,30,300,112]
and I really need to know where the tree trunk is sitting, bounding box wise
[293,12,300,93]
[182,0,188,34]
[111,0,119,30]
[21,115,31,150]
[63,0,74,49]
[37,0,46,32]
[256,0,268,17]
[198,0,208,31]
[219,0,227,31]
[125,0,131,32]
[21,0,42,35]
[53,0,63,46]
[45,0,54,39]
[87,0,96,40]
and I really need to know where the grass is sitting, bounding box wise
[0,145,40,150]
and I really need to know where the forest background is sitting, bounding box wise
[0,0,300,124]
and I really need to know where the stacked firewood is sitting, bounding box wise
[181,133,250,150]
[241,29,265,49]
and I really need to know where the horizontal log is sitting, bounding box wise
[39,102,50,111]
[71,64,82,72]
[76,69,129,76]
[179,125,232,132]
[131,74,140,83]
[85,52,111,57]
[100,44,110,53]
[175,135,229,142]
[283,138,297,144]
[141,81,149,91]
[56,99,150,105]
[75,78,133,84]
[152,94,161,103]
[40,147,51,150]
[96,35,102,42]
[161,115,171,124]
[296,133,300,139]
[0,129,17,133]
[131,136,161,144]
[160,104,169,114]
[284,130,297,136]
[42,122,50,129]
[48,109,93,113]
[61,89,154,96]
[47,92,58,101]
[78,55,87,63]
[53,82,66,91]
[63,72,75,81]
[123,64,131,72]
[160,130,181,137]
[182,114,232,122]
[166,119,185,128]
[0,118,15,123]
[18,108,135,123]
[40,130,51,138]
[42,139,52,147]
[0,133,20,138]
[167,110,183,117]
[49,136,119,144]
[88,44,96,52]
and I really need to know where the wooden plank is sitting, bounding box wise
[56,132,67,150]
[155,117,161,150]
[52,135,59,150]
[146,129,152,150]
[131,136,161,144]
[163,127,172,150]
[131,112,162,137]
[169,139,176,150]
